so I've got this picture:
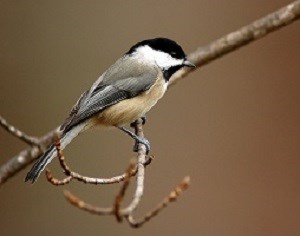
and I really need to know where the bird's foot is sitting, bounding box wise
[118,126,150,154]
[132,136,150,154]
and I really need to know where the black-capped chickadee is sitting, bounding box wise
[25,38,195,183]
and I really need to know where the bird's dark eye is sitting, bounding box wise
[171,52,176,55]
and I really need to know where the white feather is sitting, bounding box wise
[133,45,184,70]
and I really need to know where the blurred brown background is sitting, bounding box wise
[1,0,299,235]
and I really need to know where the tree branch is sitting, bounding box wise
[0,115,39,146]
[169,0,300,86]
[0,128,57,185]
[1,0,300,185]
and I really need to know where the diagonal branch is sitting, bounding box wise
[0,129,58,185]
[1,0,300,185]
[0,115,39,146]
[169,0,300,86]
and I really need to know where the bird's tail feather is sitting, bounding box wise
[25,124,85,183]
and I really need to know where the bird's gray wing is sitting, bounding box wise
[61,57,158,132]
[60,90,89,131]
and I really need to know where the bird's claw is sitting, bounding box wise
[133,137,150,154]
[118,126,150,154]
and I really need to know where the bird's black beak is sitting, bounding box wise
[183,60,196,68]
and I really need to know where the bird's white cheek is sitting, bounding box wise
[134,45,183,69]
[155,54,183,69]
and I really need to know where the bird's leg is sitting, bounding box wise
[130,116,147,152]
[118,126,150,154]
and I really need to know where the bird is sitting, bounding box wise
[25,37,195,183]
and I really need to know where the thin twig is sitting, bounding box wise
[46,159,153,186]
[0,115,39,146]
[64,190,113,215]
[1,0,300,185]
[113,161,135,222]
[54,135,71,175]
[119,119,147,215]
[125,176,191,228]
[45,170,72,185]
[70,155,153,185]
[45,130,154,186]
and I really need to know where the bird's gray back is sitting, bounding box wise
[61,56,159,132]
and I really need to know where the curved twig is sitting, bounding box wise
[45,130,154,186]
[124,176,190,228]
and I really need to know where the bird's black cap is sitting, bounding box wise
[127,38,186,60]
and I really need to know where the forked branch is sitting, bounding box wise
[45,119,190,227]
[63,175,190,228]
